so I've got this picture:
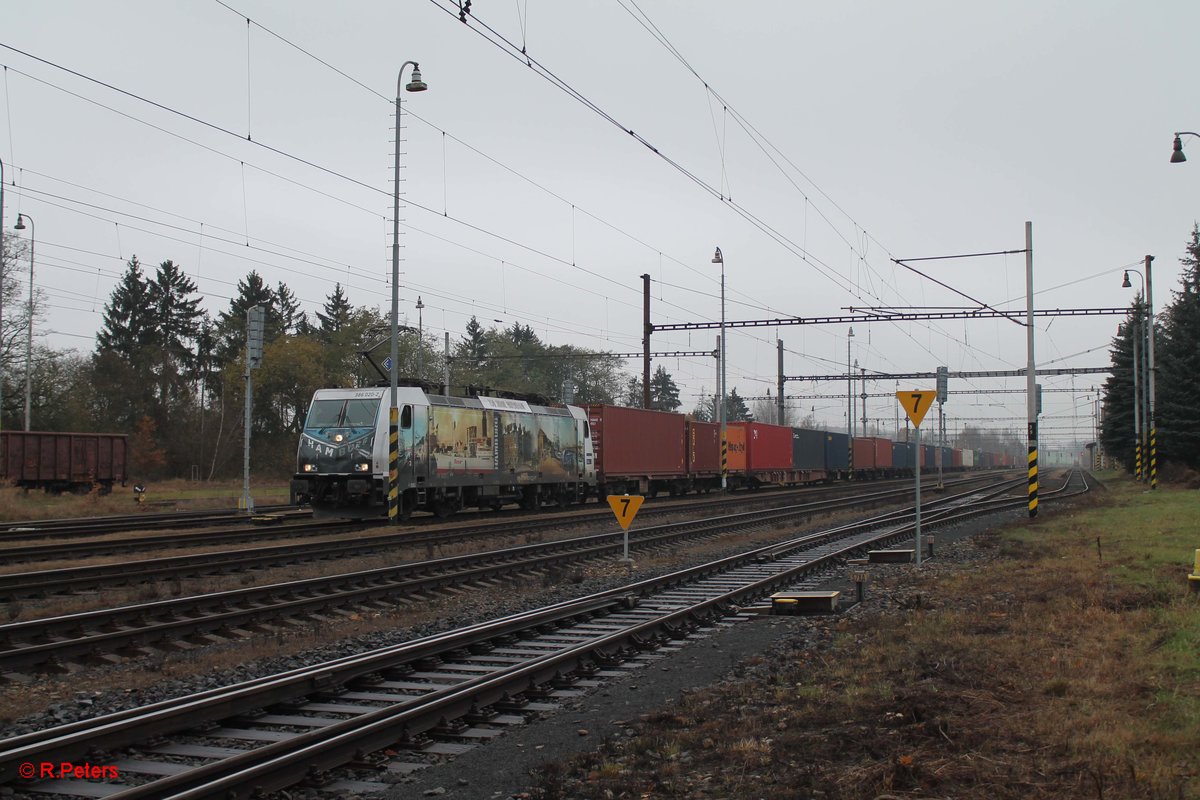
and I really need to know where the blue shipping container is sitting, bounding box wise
[825,431,849,471]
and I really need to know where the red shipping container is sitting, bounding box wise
[687,420,720,475]
[860,436,892,469]
[852,437,876,470]
[734,422,792,471]
[952,449,964,468]
[585,405,686,479]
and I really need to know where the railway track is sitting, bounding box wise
[0,472,1014,568]
[0,476,1028,675]
[0,471,1089,798]
[0,505,305,544]
[0,473,1014,599]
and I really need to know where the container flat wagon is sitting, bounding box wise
[586,405,686,497]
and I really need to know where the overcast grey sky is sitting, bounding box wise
[2,1,1196,449]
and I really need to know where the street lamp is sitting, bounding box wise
[389,61,427,524]
[1123,256,1156,488]
[13,213,34,431]
[1170,132,1199,163]
[712,246,726,491]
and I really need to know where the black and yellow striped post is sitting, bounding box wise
[388,405,399,523]
[720,431,727,490]
[848,438,854,479]
[1134,441,1142,482]
[1027,422,1038,518]
[1149,427,1157,490]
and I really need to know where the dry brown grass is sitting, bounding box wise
[0,480,291,522]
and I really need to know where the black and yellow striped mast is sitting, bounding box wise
[1143,255,1158,490]
[1024,222,1038,518]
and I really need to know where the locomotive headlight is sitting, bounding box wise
[302,464,317,473]
[354,462,371,472]
[334,434,345,443]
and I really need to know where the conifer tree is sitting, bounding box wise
[316,283,353,341]
[1156,225,1200,468]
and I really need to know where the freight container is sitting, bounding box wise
[1,431,128,494]
[585,405,685,487]
[852,437,877,471]
[952,449,964,468]
[824,431,849,472]
[921,444,937,469]
[866,437,892,470]
[687,420,720,475]
[941,447,954,470]
[791,428,825,470]
[892,441,915,469]
[734,421,792,471]
[725,424,747,473]
[961,448,974,468]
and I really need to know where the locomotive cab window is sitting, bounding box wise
[401,405,413,429]
[304,398,381,430]
[582,421,590,439]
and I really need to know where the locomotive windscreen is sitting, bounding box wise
[305,398,380,430]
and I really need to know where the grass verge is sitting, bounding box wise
[0,479,291,521]
[531,477,1200,799]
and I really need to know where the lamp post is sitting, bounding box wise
[1123,256,1156,488]
[712,247,726,491]
[846,326,854,477]
[1170,132,1200,163]
[415,295,425,381]
[13,213,34,431]
[389,61,427,524]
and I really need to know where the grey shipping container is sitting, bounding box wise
[791,428,825,470]
[892,441,915,469]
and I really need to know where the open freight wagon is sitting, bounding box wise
[0,431,128,494]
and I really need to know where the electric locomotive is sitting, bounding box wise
[291,386,596,519]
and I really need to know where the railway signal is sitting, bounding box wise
[896,390,936,566]
[607,494,644,568]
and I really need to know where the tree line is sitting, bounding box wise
[1101,225,1200,475]
[2,244,777,480]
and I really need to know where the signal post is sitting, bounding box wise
[897,390,936,567]
[607,494,644,572]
